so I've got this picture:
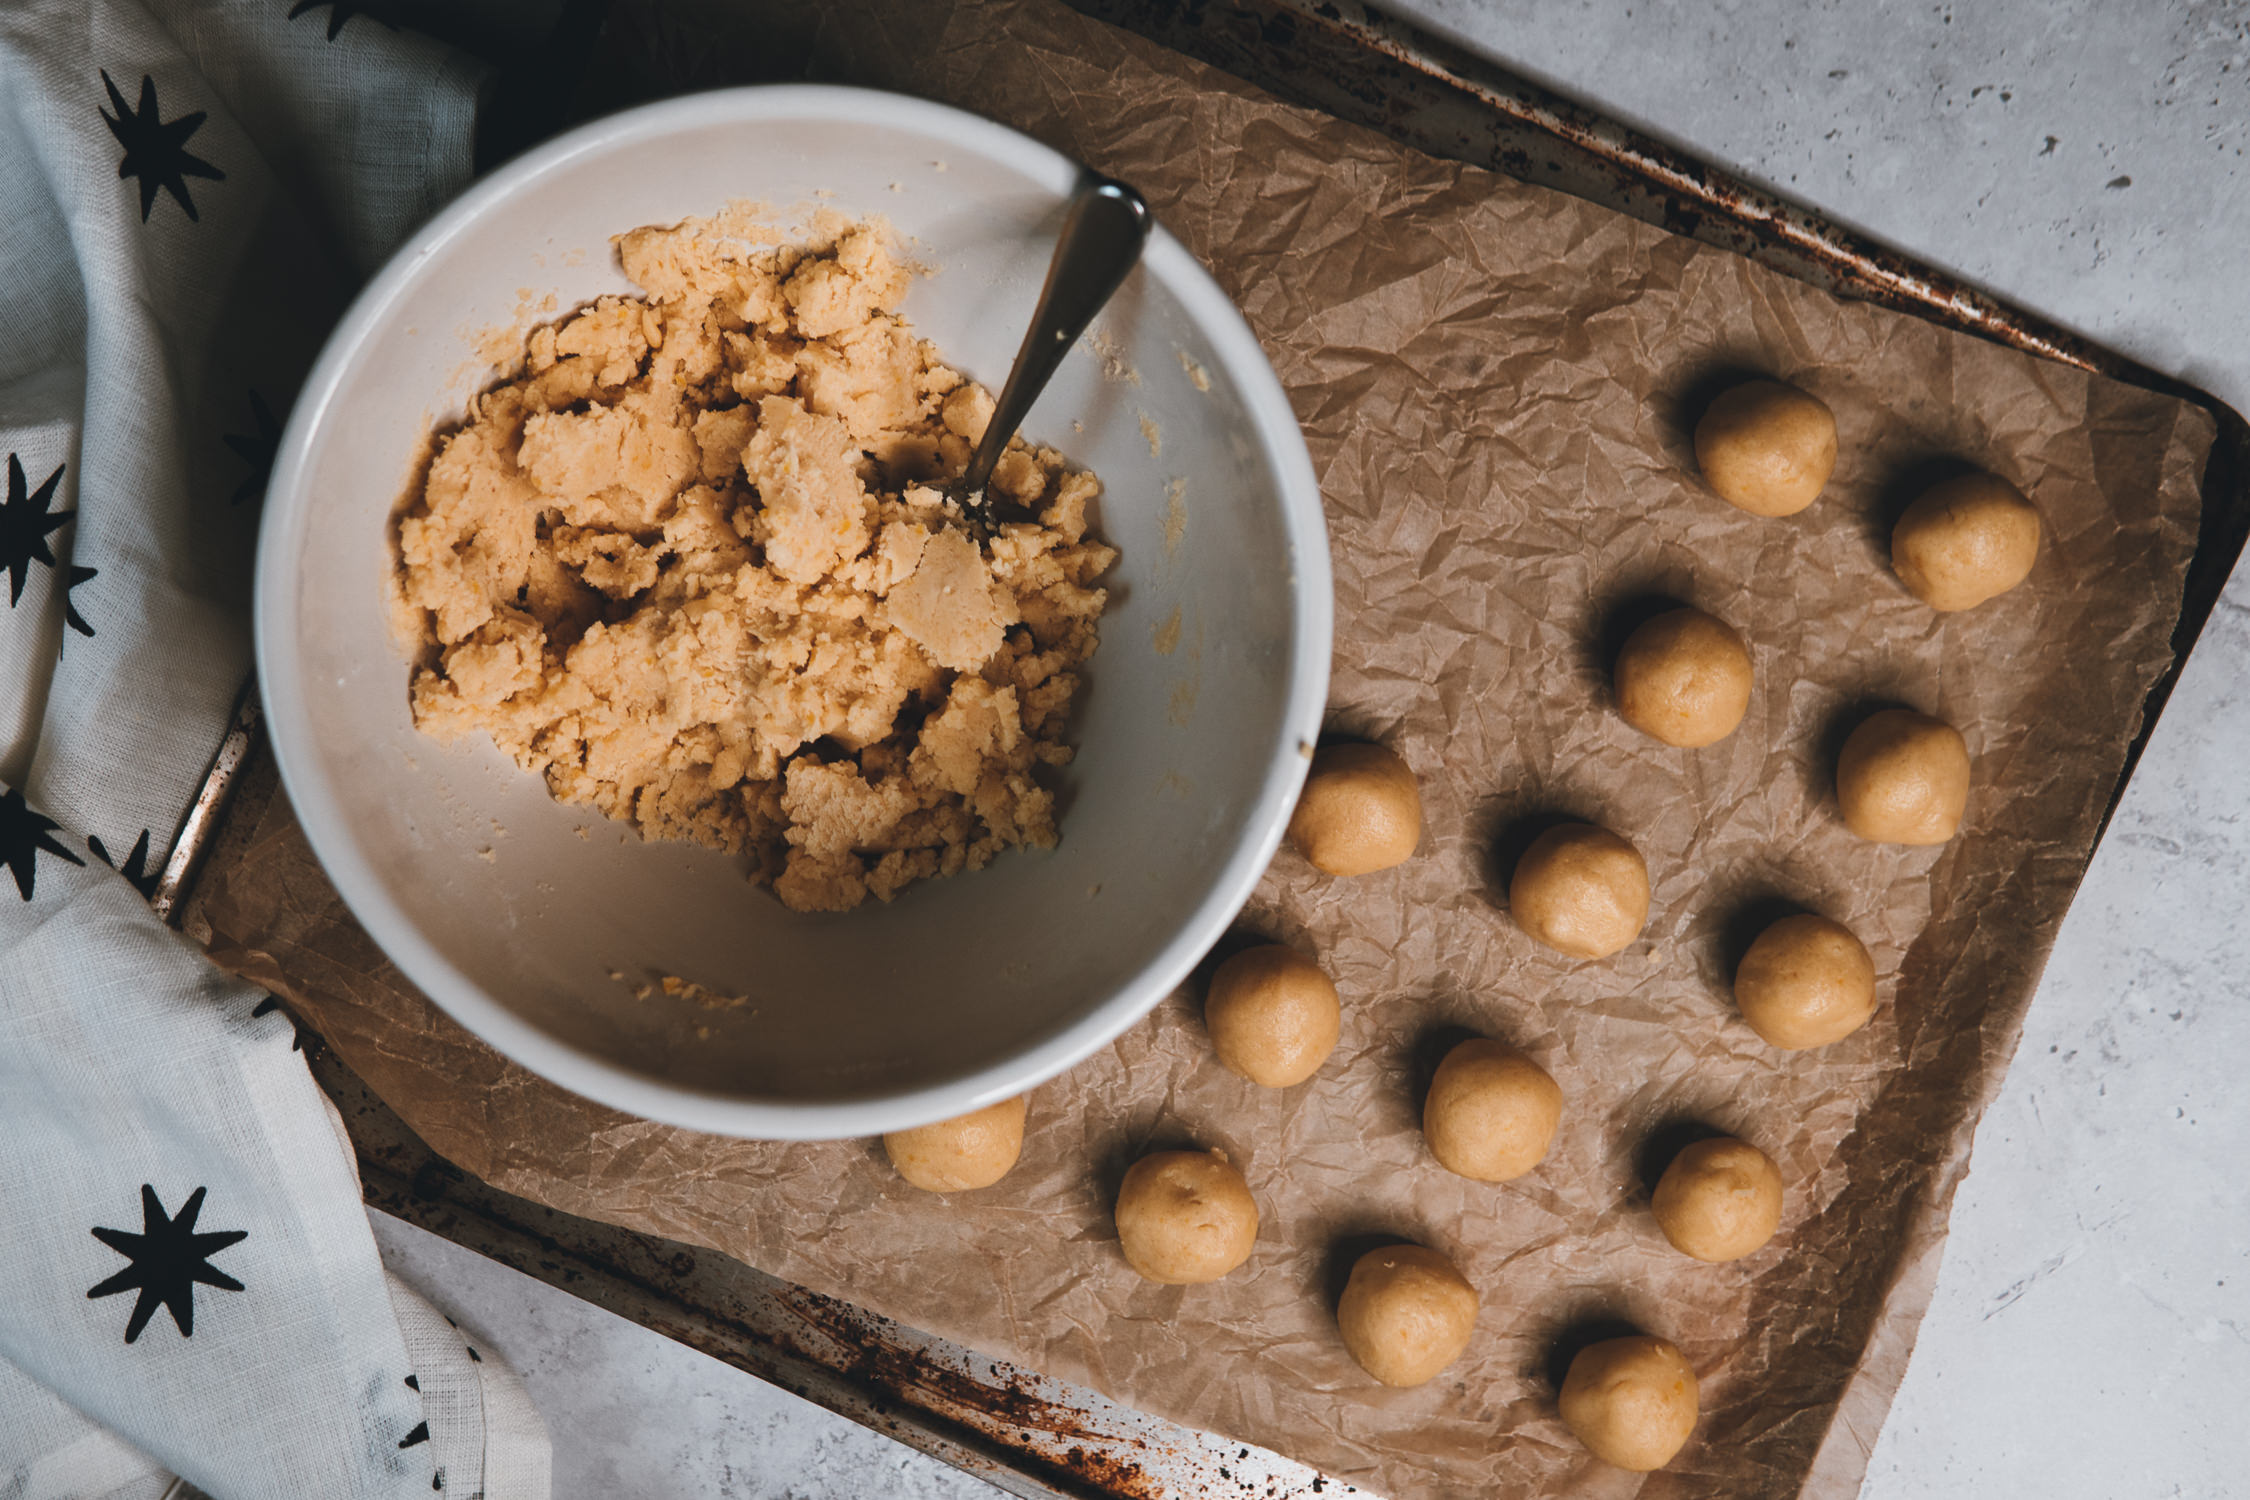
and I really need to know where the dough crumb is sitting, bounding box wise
[630,973,753,1010]
[396,212,1115,912]
[1139,412,1162,457]
[1177,350,1210,391]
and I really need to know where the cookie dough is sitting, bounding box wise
[1693,378,1837,517]
[396,212,1116,913]
[1559,1335,1700,1472]
[1114,1149,1259,1284]
[1287,743,1421,875]
[1836,709,1970,845]
[1509,823,1650,959]
[1892,471,2042,611]
[1651,1136,1784,1262]
[1336,1243,1480,1387]
[1422,1037,1562,1182]
[1734,913,1878,1049]
[1204,943,1341,1088]
[1613,607,1753,748]
[883,1096,1028,1193]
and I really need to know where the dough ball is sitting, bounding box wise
[1613,608,1753,748]
[1336,1243,1480,1387]
[1693,379,1837,517]
[1422,1038,1562,1182]
[1205,943,1341,1088]
[883,1096,1028,1193]
[1509,823,1650,959]
[1891,472,2041,611]
[1836,709,1970,845]
[1288,743,1422,876]
[1651,1137,1785,1262]
[1734,913,1878,1049]
[1115,1149,1259,1284]
[1559,1335,1700,1472]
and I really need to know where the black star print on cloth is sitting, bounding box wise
[1,454,71,606]
[89,829,158,899]
[99,70,225,223]
[250,994,322,1054]
[61,564,96,650]
[223,390,281,507]
[286,0,404,40]
[87,1185,248,1343]
[0,787,85,900]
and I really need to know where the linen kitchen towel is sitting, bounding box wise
[0,2,549,1494]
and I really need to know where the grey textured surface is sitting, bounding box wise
[373,3,2250,1495]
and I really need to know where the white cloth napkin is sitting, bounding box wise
[0,2,550,1494]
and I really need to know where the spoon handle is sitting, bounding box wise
[959,176,1153,515]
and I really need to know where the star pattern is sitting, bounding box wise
[89,828,158,899]
[223,389,282,507]
[250,994,320,1053]
[286,0,404,41]
[87,1184,248,1343]
[0,787,85,900]
[1,454,72,606]
[61,564,97,651]
[99,70,225,223]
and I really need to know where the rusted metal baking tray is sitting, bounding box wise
[164,1,2249,1496]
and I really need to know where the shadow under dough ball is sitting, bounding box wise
[1287,742,1422,876]
[1203,943,1341,1088]
[1559,1335,1701,1472]
[1651,1136,1784,1262]
[1891,471,2042,611]
[1733,913,1878,1049]
[1114,1149,1259,1284]
[1835,709,1971,845]
[1508,822,1650,959]
[1335,1243,1480,1387]
[1693,378,1837,517]
[1612,607,1753,748]
[1422,1037,1562,1181]
[884,1095,1028,1192]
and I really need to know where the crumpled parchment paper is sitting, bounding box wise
[199,1,2216,1495]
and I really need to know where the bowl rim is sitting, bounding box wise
[255,82,1332,1140]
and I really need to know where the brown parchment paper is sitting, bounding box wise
[199,2,2217,1496]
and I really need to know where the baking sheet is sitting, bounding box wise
[200,0,2214,1494]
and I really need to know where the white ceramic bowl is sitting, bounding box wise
[256,86,1330,1139]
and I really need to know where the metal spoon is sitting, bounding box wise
[954,175,1153,531]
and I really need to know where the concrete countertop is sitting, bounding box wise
[377,5,2250,1494]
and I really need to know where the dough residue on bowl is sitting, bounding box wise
[394,211,1116,912]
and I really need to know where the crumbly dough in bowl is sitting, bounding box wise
[394,211,1115,912]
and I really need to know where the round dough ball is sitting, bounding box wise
[883,1096,1028,1193]
[1693,379,1837,517]
[1205,944,1341,1088]
[1115,1149,1259,1285]
[1288,743,1422,876]
[1559,1335,1700,1472]
[1336,1243,1480,1387]
[1509,823,1650,959]
[1892,472,2041,612]
[1613,608,1753,748]
[1422,1038,1562,1182]
[1734,913,1878,1049]
[1836,709,1970,845]
[1651,1137,1785,1262]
